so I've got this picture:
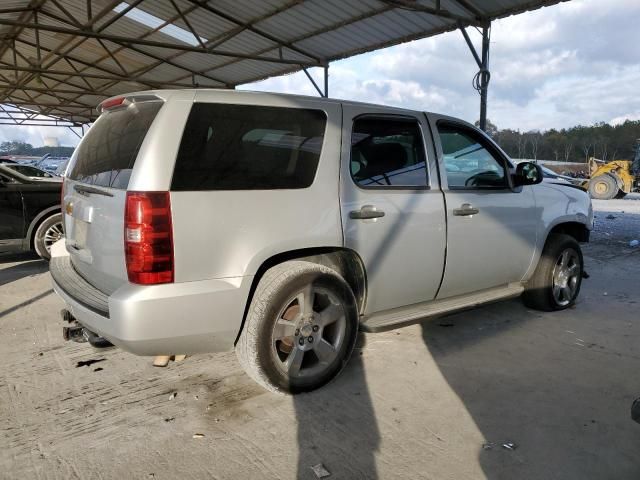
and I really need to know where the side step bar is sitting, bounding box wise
[360,283,525,333]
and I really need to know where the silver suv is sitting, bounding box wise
[51,90,593,393]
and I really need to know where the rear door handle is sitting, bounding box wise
[350,205,385,220]
[453,203,479,216]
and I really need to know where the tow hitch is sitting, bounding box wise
[61,309,113,348]
[62,325,85,342]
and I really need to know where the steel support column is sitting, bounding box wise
[324,65,328,97]
[460,23,491,132]
[302,64,329,98]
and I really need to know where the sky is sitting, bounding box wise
[1,0,638,148]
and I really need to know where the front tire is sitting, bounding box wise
[34,213,63,261]
[236,261,358,394]
[523,234,583,311]
[588,174,617,200]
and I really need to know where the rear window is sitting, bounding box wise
[68,101,162,189]
[171,103,326,190]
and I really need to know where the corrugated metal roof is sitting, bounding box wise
[0,0,569,124]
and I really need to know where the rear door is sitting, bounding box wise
[340,106,446,315]
[0,172,24,245]
[428,116,538,299]
[63,97,165,294]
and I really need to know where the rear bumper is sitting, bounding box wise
[50,240,252,355]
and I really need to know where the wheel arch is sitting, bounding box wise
[234,247,367,345]
[23,205,61,250]
[548,221,591,243]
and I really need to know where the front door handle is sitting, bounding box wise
[453,203,479,216]
[350,205,385,220]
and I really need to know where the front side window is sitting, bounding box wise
[351,117,428,187]
[437,124,508,189]
[171,104,327,190]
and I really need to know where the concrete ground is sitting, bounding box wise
[1,195,639,480]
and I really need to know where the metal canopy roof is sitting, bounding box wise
[0,0,567,126]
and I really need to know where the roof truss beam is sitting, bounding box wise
[185,0,321,63]
[380,0,482,25]
[0,18,322,66]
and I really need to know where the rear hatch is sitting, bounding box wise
[63,96,163,294]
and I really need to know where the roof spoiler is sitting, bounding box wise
[97,94,163,113]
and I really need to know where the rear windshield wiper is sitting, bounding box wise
[73,184,114,197]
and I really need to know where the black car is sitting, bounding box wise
[1,162,61,181]
[0,164,62,260]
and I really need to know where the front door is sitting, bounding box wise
[429,117,538,299]
[340,106,446,315]
[0,173,25,249]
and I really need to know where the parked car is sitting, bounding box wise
[54,159,70,177]
[34,155,70,175]
[0,165,62,260]
[539,165,583,187]
[1,162,62,181]
[51,90,593,393]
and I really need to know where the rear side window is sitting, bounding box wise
[351,117,428,187]
[0,172,17,183]
[171,103,326,190]
[8,165,51,178]
[68,101,162,189]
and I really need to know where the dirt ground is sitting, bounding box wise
[1,195,639,480]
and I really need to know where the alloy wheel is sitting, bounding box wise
[271,284,347,379]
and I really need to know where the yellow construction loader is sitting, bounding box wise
[586,140,640,199]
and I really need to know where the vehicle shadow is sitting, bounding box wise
[0,289,54,319]
[0,253,47,287]
[294,334,379,479]
[420,294,640,479]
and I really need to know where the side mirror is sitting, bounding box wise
[514,162,543,187]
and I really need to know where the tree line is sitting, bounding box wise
[3,118,640,164]
[478,119,640,163]
[0,140,75,158]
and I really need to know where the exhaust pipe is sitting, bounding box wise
[83,329,113,349]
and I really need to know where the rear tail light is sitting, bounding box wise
[125,191,174,285]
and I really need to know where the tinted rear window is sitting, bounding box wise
[68,101,162,189]
[171,103,326,190]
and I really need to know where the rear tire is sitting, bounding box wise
[33,213,63,261]
[236,261,358,394]
[588,174,617,200]
[523,234,583,311]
